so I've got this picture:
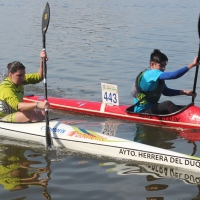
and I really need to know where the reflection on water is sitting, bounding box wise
[100,120,122,136]
[0,145,51,199]
[100,162,200,185]
[133,123,179,149]
[100,161,200,199]
[178,129,200,156]
[179,129,200,142]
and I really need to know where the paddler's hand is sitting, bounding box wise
[40,49,48,61]
[187,56,200,69]
[181,90,197,98]
[36,101,50,110]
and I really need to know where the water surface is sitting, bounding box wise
[0,0,200,199]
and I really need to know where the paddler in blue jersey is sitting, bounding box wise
[131,49,200,114]
[0,50,50,122]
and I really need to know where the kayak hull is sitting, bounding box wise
[1,119,200,172]
[23,95,200,129]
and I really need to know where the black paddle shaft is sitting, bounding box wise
[42,2,50,100]
[192,14,200,103]
[42,2,53,149]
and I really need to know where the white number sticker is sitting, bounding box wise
[101,82,119,106]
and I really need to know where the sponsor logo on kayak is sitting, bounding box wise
[68,131,106,141]
[38,96,45,100]
[119,148,200,169]
[138,113,180,122]
[77,102,87,107]
[41,126,66,134]
[68,126,107,141]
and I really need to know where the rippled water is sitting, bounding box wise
[0,0,200,199]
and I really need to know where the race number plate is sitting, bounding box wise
[101,82,119,106]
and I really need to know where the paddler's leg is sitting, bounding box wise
[1,113,17,122]
[1,109,45,122]
[144,100,180,114]
[15,109,45,122]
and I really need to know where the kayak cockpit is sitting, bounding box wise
[125,103,194,116]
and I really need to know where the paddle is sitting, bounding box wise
[42,2,53,149]
[192,14,200,103]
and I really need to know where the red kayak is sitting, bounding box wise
[23,94,200,129]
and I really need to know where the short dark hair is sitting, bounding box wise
[150,49,168,64]
[7,61,25,74]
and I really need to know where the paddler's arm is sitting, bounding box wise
[187,56,200,69]
[159,56,200,80]
[18,101,49,112]
[159,66,188,80]
[162,88,197,98]
[162,87,180,96]
[163,87,197,98]
[38,50,48,79]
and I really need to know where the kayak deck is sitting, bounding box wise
[23,95,200,129]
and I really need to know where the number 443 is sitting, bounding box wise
[103,92,118,104]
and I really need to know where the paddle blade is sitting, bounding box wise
[198,14,200,39]
[191,14,200,103]
[42,2,50,35]
[198,14,200,61]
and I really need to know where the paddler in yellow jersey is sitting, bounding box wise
[0,50,50,122]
